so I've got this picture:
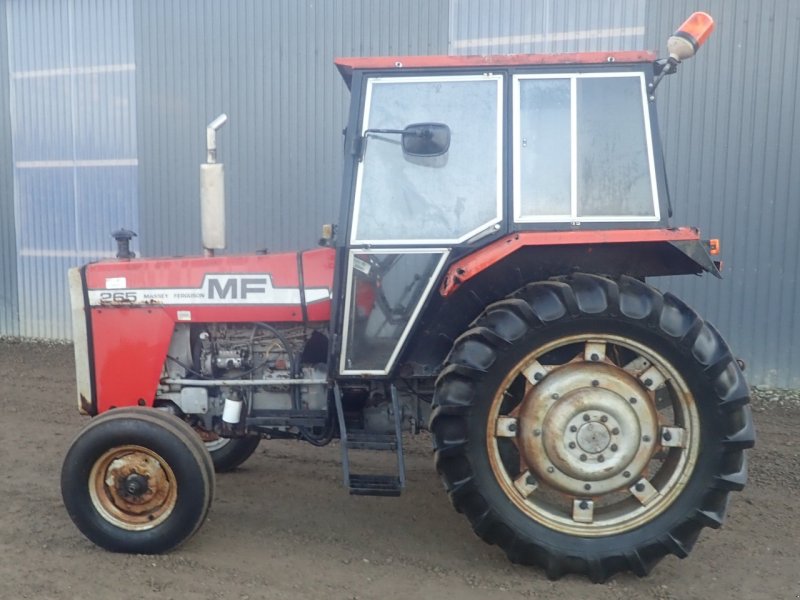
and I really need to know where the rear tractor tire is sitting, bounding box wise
[61,407,215,554]
[430,274,754,581]
[205,436,261,472]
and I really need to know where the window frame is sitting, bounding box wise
[350,74,504,245]
[512,71,660,224]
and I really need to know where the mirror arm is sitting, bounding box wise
[355,128,407,162]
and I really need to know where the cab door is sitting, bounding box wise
[337,73,504,376]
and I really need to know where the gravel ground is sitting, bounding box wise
[0,339,798,599]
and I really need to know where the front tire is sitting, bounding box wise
[430,274,754,581]
[61,408,215,554]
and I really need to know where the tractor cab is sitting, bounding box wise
[331,49,715,379]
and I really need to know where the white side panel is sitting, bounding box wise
[68,268,92,414]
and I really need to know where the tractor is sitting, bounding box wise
[61,13,754,581]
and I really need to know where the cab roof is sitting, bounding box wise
[335,51,657,87]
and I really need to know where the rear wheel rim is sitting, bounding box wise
[88,444,178,531]
[204,437,232,453]
[487,333,700,537]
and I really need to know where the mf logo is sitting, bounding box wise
[207,276,270,300]
[201,274,305,305]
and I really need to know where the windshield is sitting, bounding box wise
[352,75,503,244]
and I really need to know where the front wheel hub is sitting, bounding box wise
[120,473,150,499]
[89,445,178,531]
[517,363,659,496]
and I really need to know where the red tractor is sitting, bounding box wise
[62,13,753,581]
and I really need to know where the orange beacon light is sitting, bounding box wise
[651,12,715,90]
[667,12,715,61]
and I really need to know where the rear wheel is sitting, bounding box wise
[431,274,753,581]
[61,408,214,554]
[205,436,261,472]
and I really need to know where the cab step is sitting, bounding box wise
[333,383,406,497]
[348,474,403,496]
[346,431,397,451]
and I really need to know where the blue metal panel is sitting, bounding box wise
[5,0,138,339]
[0,0,19,336]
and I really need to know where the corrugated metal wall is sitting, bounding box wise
[0,0,19,336]
[0,0,798,386]
[134,0,449,257]
[4,0,138,339]
[644,0,800,387]
[449,0,646,54]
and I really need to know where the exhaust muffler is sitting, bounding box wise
[201,113,228,256]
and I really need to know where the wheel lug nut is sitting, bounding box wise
[551,393,559,400]
[644,378,653,387]
[579,500,589,509]
[597,455,605,463]
[591,380,599,387]
[532,429,541,437]
[508,422,517,432]
[533,372,543,381]
[590,353,599,362]
[642,435,651,443]
[526,474,536,485]
[629,397,637,404]
[663,431,672,441]
[635,482,645,492]
[600,415,608,423]
[623,471,631,478]
[568,442,576,449]
[583,414,591,422]
[547,466,554,473]
[610,444,618,452]
[579,454,588,462]
[611,427,620,435]
[584,484,591,491]
[570,425,578,432]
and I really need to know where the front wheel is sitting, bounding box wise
[431,274,754,581]
[61,408,215,554]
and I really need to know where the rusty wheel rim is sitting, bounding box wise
[88,445,178,531]
[487,334,699,537]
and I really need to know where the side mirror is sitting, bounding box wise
[401,123,451,158]
[357,122,451,163]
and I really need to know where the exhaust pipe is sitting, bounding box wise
[201,113,228,257]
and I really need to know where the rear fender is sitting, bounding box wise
[401,235,720,376]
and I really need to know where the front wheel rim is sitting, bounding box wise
[487,334,700,537]
[88,445,178,531]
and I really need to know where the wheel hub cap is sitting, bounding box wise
[121,473,150,498]
[517,362,659,496]
[576,421,610,453]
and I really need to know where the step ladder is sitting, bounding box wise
[333,383,406,497]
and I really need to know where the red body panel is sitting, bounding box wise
[440,228,702,296]
[85,248,335,413]
[335,51,657,85]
